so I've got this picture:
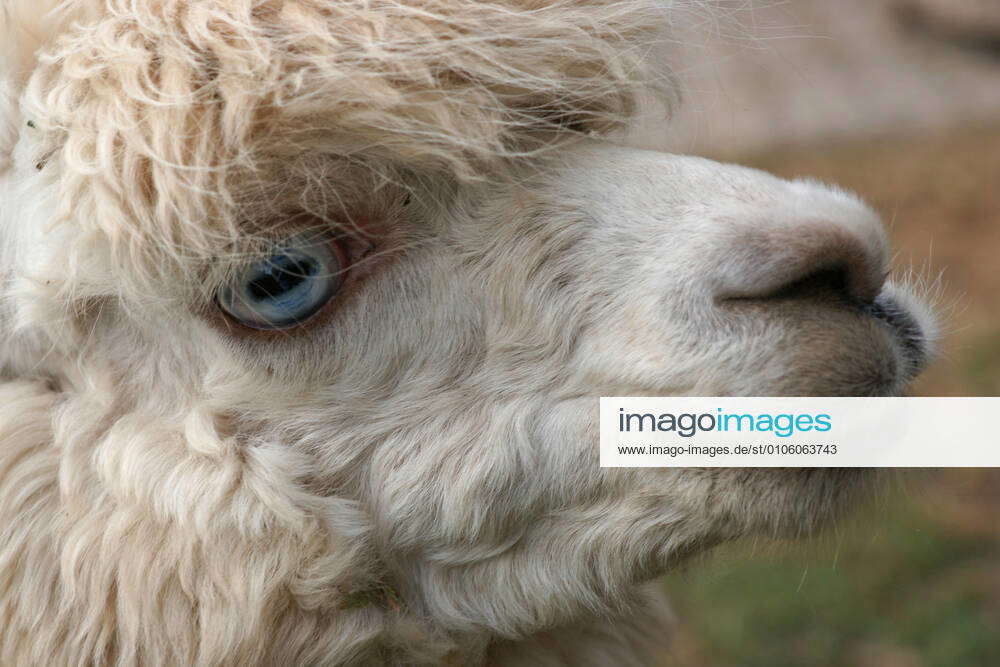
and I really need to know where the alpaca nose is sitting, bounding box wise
[713,197,890,307]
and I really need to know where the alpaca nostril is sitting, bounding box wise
[765,264,854,303]
[715,223,889,307]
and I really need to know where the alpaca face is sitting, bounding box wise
[1,140,934,632]
[0,0,936,660]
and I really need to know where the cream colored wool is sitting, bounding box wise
[5,0,667,281]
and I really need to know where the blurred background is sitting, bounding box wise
[636,1,1000,665]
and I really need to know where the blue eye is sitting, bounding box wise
[217,234,343,330]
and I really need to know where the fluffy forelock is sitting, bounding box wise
[3,0,676,297]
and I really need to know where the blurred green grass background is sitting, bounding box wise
[658,125,1000,667]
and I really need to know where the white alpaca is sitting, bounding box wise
[0,1,935,665]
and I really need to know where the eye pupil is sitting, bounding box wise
[247,256,316,300]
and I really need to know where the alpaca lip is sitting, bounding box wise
[864,292,927,370]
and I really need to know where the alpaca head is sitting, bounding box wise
[0,0,935,662]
